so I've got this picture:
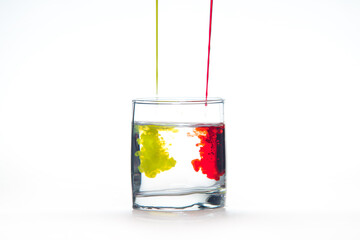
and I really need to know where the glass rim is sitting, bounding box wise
[132,97,224,105]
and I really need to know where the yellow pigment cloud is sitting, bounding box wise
[135,125,178,178]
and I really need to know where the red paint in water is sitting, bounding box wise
[205,0,214,104]
[190,124,225,180]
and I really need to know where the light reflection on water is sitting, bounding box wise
[131,207,231,223]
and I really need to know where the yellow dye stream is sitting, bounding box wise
[156,0,159,95]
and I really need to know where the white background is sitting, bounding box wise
[1,0,360,239]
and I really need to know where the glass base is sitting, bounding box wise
[133,190,225,211]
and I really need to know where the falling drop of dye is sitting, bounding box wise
[155,1,214,98]
[205,0,214,104]
[156,0,159,96]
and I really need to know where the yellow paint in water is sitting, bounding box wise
[135,125,178,178]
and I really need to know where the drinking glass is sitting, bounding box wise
[131,98,225,210]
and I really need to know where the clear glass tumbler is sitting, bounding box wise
[131,98,226,210]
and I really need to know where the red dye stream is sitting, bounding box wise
[190,125,225,181]
[205,0,214,104]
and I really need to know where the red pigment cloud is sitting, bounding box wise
[190,125,225,180]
